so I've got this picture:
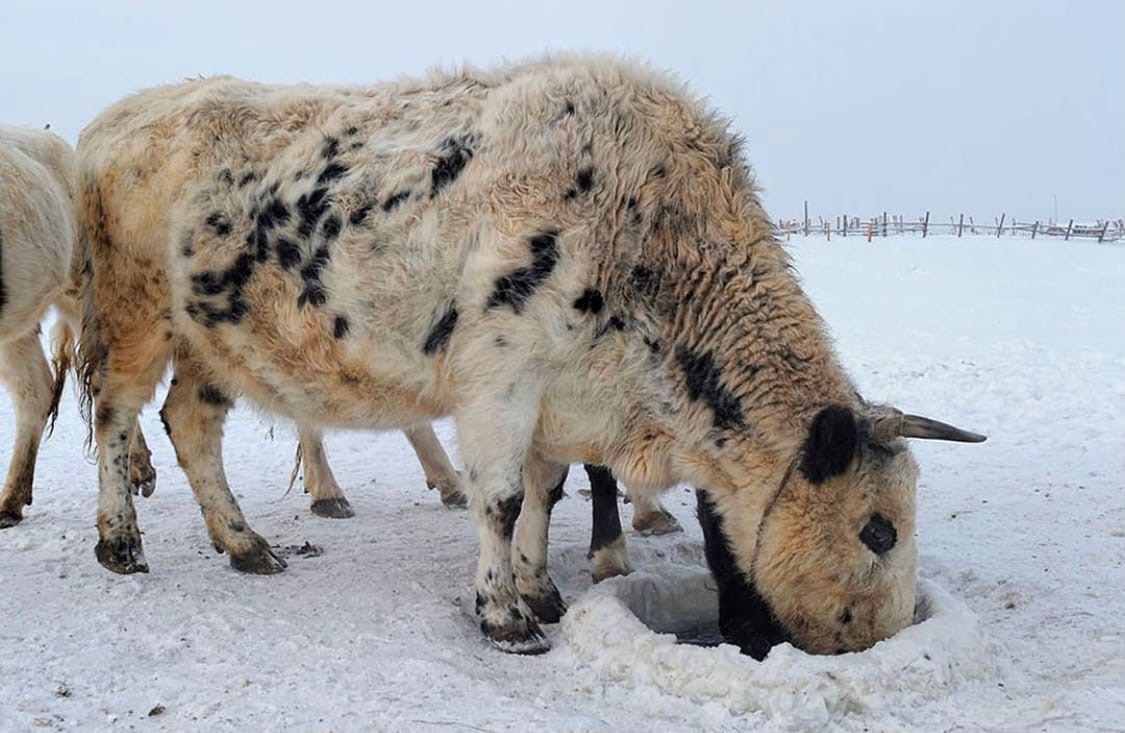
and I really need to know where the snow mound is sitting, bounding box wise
[561,564,998,727]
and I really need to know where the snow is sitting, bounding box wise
[2,234,1123,732]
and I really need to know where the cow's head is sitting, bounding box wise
[700,404,984,659]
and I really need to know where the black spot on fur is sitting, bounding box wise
[860,513,897,555]
[321,137,340,160]
[676,348,745,431]
[563,100,575,115]
[697,490,790,660]
[258,198,290,231]
[297,246,331,308]
[218,169,234,186]
[491,493,523,540]
[95,404,115,432]
[197,385,231,407]
[838,608,853,624]
[316,162,348,186]
[576,167,594,192]
[296,187,330,237]
[608,316,626,331]
[382,191,409,212]
[344,126,359,136]
[237,171,258,188]
[276,238,301,269]
[572,288,604,315]
[422,303,458,355]
[205,212,231,237]
[431,136,473,196]
[321,215,341,240]
[798,405,858,484]
[486,231,559,313]
[349,204,373,226]
[333,315,349,339]
[630,265,660,298]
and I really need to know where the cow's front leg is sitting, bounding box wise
[457,382,548,654]
[160,358,285,574]
[512,458,568,622]
[0,332,55,528]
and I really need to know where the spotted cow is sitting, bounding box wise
[76,55,984,655]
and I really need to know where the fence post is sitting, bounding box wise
[1065,219,1073,240]
[882,211,888,237]
[866,221,873,242]
[1031,221,1038,239]
[804,200,809,236]
[922,211,929,238]
[842,214,847,237]
[996,213,1005,238]
[1099,221,1109,243]
[825,221,831,241]
[957,213,964,237]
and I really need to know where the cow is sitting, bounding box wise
[0,125,85,527]
[75,54,984,655]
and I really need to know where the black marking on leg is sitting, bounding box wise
[489,493,523,541]
[630,265,661,299]
[486,231,559,313]
[197,384,232,407]
[572,288,603,315]
[422,302,458,354]
[321,137,340,159]
[697,490,790,660]
[333,315,350,339]
[382,191,409,212]
[676,347,745,430]
[565,167,595,199]
[237,171,258,188]
[586,465,623,556]
[431,135,474,196]
[95,404,115,432]
[297,246,331,308]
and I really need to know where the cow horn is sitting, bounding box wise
[870,410,987,443]
[899,414,987,443]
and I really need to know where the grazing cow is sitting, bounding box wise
[76,55,983,655]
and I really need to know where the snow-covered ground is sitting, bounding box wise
[1,235,1122,732]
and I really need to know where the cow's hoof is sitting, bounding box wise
[0,511,23,529]
[95,535,149,574]
[633,509,683,536]
[429,481,468,509]
[482,619,551,655]
[229,539,288,574]
[521,582,567,624]
[310,497,355,519]
[129,456,157,498]
[590,536,634,583]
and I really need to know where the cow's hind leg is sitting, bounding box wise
[160,357,285,574]
[0,332,55,527]
[512,458,568,623]
[585,465,635,582]
[127,423,156,497]
[457,381,549,654]
[297,424,354,519]
[404,424,465,507]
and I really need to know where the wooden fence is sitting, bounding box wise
[776,205,1124,243]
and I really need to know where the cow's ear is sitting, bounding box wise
[798,405,858,484]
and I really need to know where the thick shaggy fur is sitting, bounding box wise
[77,54,941,654]
[0,125,79,526]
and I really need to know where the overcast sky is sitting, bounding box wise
[5,0,1121,221]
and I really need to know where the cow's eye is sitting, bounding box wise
[860,513,896,554]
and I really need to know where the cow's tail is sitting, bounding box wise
[73,175,109,454]
[44,314,76,437]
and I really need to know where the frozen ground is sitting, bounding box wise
[1,235,1122,732]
